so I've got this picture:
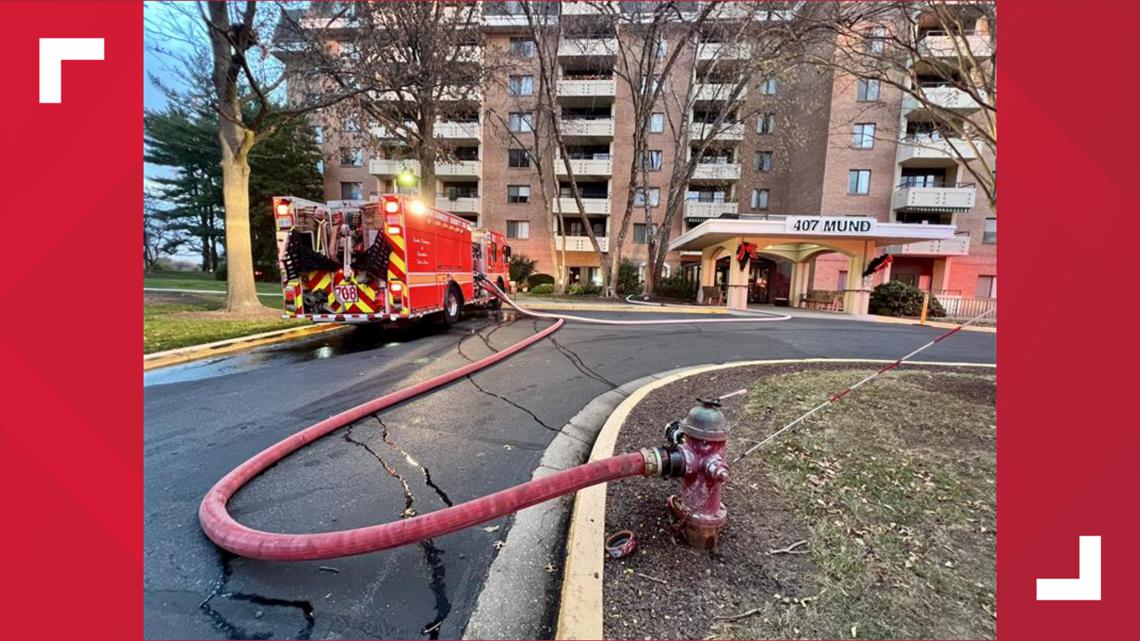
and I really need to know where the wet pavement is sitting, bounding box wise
[144,309,996,639]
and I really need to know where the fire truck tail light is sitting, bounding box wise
[387,225,401,235]
[383,200,400,214]
[275,202,291,217]
[390,283,403,293]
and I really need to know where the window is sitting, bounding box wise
[759,77,779,95]
[507,185,531,203]
[508,148,531,168]
[640,74,662,94]
[339,147,363,166]
[633,223,648,244]
[852,123,876,149]
[633,187,660,207]
[865,26,886,54]
[508,112,534,133]
[639,150,663,170]
[837,270,848,291]
[510,37,535,58]
[650,112,665,133]
[857,78,880,101]
[751,188,769,209]
[983,218,997,244]
[756,112,775,134]
[508,75,534,96]
[343,118,359,133]
[976,275,997,298]
[848,169,871,194]
[754,151,773,173]
[340,182,362,201]
[506,220,530,240]
[314,126,324,144]
[655,38,668,59]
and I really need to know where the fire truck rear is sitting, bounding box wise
[271,194,511,324]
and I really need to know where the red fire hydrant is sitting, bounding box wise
[642,397,730,549]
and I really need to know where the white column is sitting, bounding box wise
[726,239,749,310]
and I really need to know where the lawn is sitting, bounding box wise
[144,294,306,354]
[604,363,996,640]
[144,270,281,296]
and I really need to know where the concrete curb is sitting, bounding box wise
[143,324,348,371]
[515,300,731,315]
[554,358,998,640]
[144,286,279,298]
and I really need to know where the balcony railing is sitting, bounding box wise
[903,85,983,112]
[684,200,739,220]
[691,162,742,180]
[892,182,977,211]
[552,196,611,215]
[885,235,970,256]
[560,118,615,137]
[559,38,617,57]
[369,158,419,176]
[558,78,617,97]
[897,136,979,162]
[555,157,613,176]
[694,83,746,101]
[436,196,481,213]
[435,160,482,177]
[434,121,481,140]
[555,235,609,252]
[918,31,994,59]
[689,121,745,141]
[697,42,751,60]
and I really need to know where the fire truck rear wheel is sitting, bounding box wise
[442,283,463,325]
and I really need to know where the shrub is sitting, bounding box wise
[869,281,946,317]
[568,283,602,296]
[529,283,554,295]
[654,273,697,300]
[527,273,554,290]
[214,263,227,281]
[509,254,537,285]
[616,260,644,297]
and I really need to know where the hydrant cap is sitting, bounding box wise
[681,398,730,442]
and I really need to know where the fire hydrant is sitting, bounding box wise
[641,397,730,549]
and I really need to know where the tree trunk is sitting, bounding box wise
[220,135,262,313]
[419,118,437,201]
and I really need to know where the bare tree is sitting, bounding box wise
[801,1,996,209]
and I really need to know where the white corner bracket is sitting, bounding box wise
[1036,535,1102,601]
[39,38,104,104]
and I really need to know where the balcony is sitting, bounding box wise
[552,197,611,215]
[684,200,739,221]
[559,38,617,57]
[434,121,481,141]
[555,157,613,177]
[689,121,745,141]
[558,78,617,98]
[694,83,746,101]
[369,158,419,176]
[561,1,612,15]
[690,162,741,181]
[892,183,977,212]
[697,42,751,60]
[435,160,482,177]
[555,235,609,252]
[897,136,979,164]
[560,118,615,138]
[481,14,530,30]
[918,32,994,60]
[886,235,970,257]
[436,196,481,214]
[903,86,982,112]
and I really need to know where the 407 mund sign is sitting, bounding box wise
[786,216,877,235]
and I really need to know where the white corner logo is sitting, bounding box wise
[1036,535,1102,601]
[39,38,104,104]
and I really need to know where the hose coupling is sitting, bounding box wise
[640,446,685,478]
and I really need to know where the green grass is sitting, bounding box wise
[716,369,996,641]
[144,298,306,354]
[144,270,281,295]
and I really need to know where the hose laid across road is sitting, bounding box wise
[200,287,791,561]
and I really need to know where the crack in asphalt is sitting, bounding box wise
[465,376,591,447]
[345,419,452,638]
[199,549,316,640]
[547,335,618,388]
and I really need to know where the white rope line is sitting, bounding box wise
[732,306,996,464]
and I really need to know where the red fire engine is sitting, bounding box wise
[271,194,511,324]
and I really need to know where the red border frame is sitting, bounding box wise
[0,1,1138,639]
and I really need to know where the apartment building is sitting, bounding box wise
[284,1,996,302]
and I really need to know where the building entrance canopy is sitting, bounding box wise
[668,216,958,314]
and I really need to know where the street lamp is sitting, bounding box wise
[396,169,418,195]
